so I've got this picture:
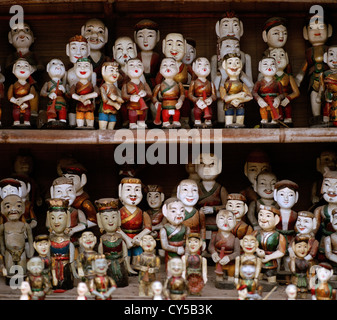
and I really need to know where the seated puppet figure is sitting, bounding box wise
[188,57,217,128]
[99,61,124,130]
[152,57,185,128]
[33,234,52,286]
[8,58,39,127]
[252,205,287,284]
[225,193,253,240]
[96,198,132,287]
[324,208,337,275]
[252,57,284,127]
[208,209,240,287]
[70,58,99,129]
[310,262,336,300]
[247,171,278,230]
[220,53,253,128]
[40,58,67,126]
[160,197,189,269]
[121,58,152,129]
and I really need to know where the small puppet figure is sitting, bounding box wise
[317,45,337,126]
[33,234,52,287]
[234,234,262,294]
[0,194,34,281]
[225,193,253,239]
[208,209,240,287]
[160,197,189,268]
[40,58,67,127]
[252,205,287,284]
[188,57,217,128]
[46,198,78,292]
[19,281,32,300]
[76,281,89,300]
[151,280,163,300]
[289,235,311,299]
[285,283,297,300]
[96,198,133,288]
[25,257,51,300]
[77,231,98,282]
[182,233,208,296]
[177,179,206,250]
[252,57,284,127]
[152,57,185,128]
[71,58,99,129]
[121,58,152,129]
[133,234,161,297]
[220,53,253,128]
[118,177,152,269]
[8,58,38,127]
[295,12,333,126]
[310,262,336,300]
[163,257,188,300]
[99,61,124,130]
[88,255,117,300]
[324,208,337,275]
[247,171,278,230]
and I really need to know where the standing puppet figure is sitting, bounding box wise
[8,58,38,127]
[295,12,333,126]
[40,58,67,127]
[33,234,52,287]
[152,57,185,128]
[310,262,336,300]
[77,231,97,282]
[220,53,253,128]
[324,208,337,275]
[164,257,188,300]
[188,57,216,128]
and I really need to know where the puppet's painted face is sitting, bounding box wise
[241,235,259,254]
[52,183,76,206]
[218,17,242,39]
[226,199,246,220]
[75,60,92,80]
[165,201,185,226]
[1,195,24,221]
[269,48,288,71]
[147,191,163,209]
[163,33,185,62]
[13,59,32,80]
[68,41,89,64]
[307,19,329,46]
[326,47,337,70]
[275,187,297,209]
[255,173,277,199]
[126,59,144,79]
[223,56,242,78]
[99,210,119,233]
[160,58,179,79]
[322,177,337,203]
[266,25,287,48]
[83,19,107,50]
[141,235,156,252]
[113,37,137,66]
[220,39,240,59]
[120,182,143,206]
[296,216,314,235]
[258,209,277,231]
[259,58,277,77]
[79,231,97,251]
[47,59,66,80]
[177,180,199,207]
[34,240,50,256]
[10,23,34,49]
[193,57,211,78]
[182,43,196,65]
[136,28,158,52]
[102,64,119,84]
[49,210,68,233]
[216,210,236,232]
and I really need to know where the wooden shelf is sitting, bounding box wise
[0,128,336,145]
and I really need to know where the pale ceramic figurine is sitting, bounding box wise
[145,185,165,251]
[188,57,216,128]
[241,149,271,204]
[234,234,262,294]
[182,233,207,296]
[0,194,34,281]
[60,160,97,227]
[160,198,188,268]
[247,171,278,230]
[252,57,284,127]
[77,231,97,281]
[152,57,185,128]
[156,32,191,128]
[49,177,87,238]
[163,257,188,300]
[25,257,51,300]
[151,280,163,300]
[226,193,253,239]
[96,198,133,287]
[289,235,311,298]
[65,35,92,127]
[295,13,333,126]
[47,198,78,291]
[310,262,336,300]
[33,234,52,285]
[324,208,337,273]
[268,47,300,125]
[71,58,99,129]
[77,282,89,300]
[220,53,253,128]
[133,234,160,297]
[40,58,67,126]
[177,179,206,250]
[317,45,337,125]
[88,255,117,300]
[99,61,124,130]
[8,58,38,127]
[121,58,152,129]
[208,210,240,286]
[285,283,297,300]
[314,168,337,258]
[252,205,287,284]
[195,152,228,234]
[81,18,110,86]
[118,178,152,267]
[19,281,32,300]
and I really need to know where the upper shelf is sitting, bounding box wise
[0,128,336,145]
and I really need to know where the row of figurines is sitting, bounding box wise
[1,162,337,300]
[2,9,337,129]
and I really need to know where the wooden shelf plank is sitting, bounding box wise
[0,128,336,145]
